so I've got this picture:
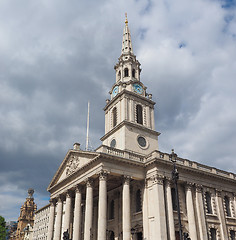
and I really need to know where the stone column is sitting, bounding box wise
[185,183,197,240]
[47,199,56,240]
[166,180,175,240]
[84,179,93,240]
[122,175,131,240]
[97,171,108,240]
[54,196,63,240]
[216,190,228,239]
[195,185,208,240]
[64,191,72,233]
[73,186,82,240]
[142,181,149,240]
[233,193,236,218]
[150,175,167,240]
[151,108,155,130]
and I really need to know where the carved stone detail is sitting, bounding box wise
[150,174,164,185]
[85,178,94,188]
[98,170,108,181]
[66,155,80,176]
[185,182,194,191]
[123,175,131,185]
[196,184,203,193]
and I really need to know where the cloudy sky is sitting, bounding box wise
[1,0,236,221]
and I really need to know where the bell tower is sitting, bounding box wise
[99,15,160,155]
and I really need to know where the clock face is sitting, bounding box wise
[133,83,143,94]
[112,86,119,97]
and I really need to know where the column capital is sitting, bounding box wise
[196,184,203,193]
[85,178,94,188]
[215,189,222,197]
[49,198,56,206]
[66,190,73,198]
[98,170,108,181]
[75,185,82,193]
[151,174,165,185]
[185,182,194,191]
[56,194,64,202]
[123,175,131,185]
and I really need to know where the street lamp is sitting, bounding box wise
[170,149,191,240]
[170,149,183,240]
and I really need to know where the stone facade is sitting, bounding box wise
[33,204,50,240]
[15,189,37,240]
[42,17,236,240]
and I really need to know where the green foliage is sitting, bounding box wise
[0,216,6,240]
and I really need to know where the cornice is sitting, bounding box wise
[100,120,160,141]
[104,88,155,111]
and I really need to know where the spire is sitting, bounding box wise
[122,13,133,54]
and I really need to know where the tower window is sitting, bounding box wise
[171,188,177,211]
[124,68,129,77]
[205,192,212,214]
[224,196,231,217]
[136,105,143,125]
[210,228,217,240]
[136,189,142,212]
[112,107,117,127]
[109,231,115,240]
[132,69,135,78]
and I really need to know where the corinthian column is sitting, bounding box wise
[47,199,56,240]
[64,191,72,234]
[122,175,131,240]
[84,179,93,240]
[97,170,108,240]
[150,175,167,240]
[166,180,175,240]
[185,183,197,240]
[195,185,207,239]
[73,186,82,240]
[54,196,63,240]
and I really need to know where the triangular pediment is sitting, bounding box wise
[48,150,99,191]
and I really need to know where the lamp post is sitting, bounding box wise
[170,149,183,240]
[170,149,191,240]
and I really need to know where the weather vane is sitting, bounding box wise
[125,13,128,25]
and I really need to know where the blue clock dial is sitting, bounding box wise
[133,83,143,94]
[112,86,119,97]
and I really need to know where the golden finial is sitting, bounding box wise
[125,13,128,26]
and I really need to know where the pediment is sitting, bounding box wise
[48,150,99,190]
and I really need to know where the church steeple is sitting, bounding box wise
[114,15,141,83]
[122,13,133,54]
[99,16,160,155]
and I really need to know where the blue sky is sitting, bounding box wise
[0,0,236,221]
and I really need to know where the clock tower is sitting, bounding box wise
[99,15,160,155]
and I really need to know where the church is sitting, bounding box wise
[33,17,236,240]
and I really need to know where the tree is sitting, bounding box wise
[0,216,7,240]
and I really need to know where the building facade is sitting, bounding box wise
[33,204,50,240]
[44,18,236,240]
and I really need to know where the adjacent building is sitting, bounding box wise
[15,189,37,240]
[34,17,236,240]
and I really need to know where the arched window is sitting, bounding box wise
[210,228,217,240]
[136,105,143,125]
[205,192,212,214]
[136,189,142,212]
[124,68,129,77]
[132,69,135,78]
[224,196,231,217]
[109,200,114,220]
[112,107,117,127]
[171,188,177,211]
